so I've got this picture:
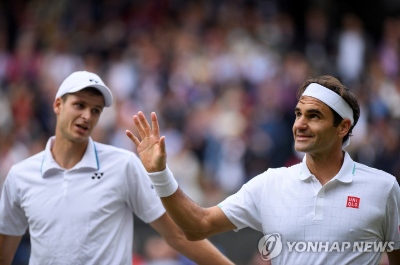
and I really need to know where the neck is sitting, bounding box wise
[306,148,345,186]
[51,134,89,170]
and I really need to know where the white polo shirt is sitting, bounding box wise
[0,136,165,265]
[219,152,400,265]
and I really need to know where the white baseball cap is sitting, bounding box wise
[55,71,113,107]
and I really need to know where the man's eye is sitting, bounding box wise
[310,114,318,119]
[92,109,100,114]
[295,112,301,117]
[75,103,84,108]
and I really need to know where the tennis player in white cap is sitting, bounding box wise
[128,75,400,265]
[0,71,233,265]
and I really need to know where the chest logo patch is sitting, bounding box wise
[92,172,104,179]
[346,196,360,209]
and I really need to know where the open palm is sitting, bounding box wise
[126,111,167,173]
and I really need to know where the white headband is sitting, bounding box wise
[302,83,354,149]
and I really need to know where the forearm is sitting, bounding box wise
[148,166,235,239]
[167,235,234,265]
[160,188,210,239]
[147,166,212,238]
[150,213,233,264]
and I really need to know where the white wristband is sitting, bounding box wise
[147,165,178,197]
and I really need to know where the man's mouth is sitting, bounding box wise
[76,124,89,132]
[296,134,312,140]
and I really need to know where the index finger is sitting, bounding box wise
[151,112,160,138]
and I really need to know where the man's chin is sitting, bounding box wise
[294,143,312,153]
[70,133,90,143]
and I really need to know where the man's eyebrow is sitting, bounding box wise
[93,104,104,109]
[306,109,323,115]
[294,107,323,115]
[73,99,104,109]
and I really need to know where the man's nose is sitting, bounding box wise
[294,116,307,130]
[81,108,92,121]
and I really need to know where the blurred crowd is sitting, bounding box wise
[0,0,399,264]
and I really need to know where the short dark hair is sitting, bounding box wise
[296,75,360,144]
[61,87,104,103]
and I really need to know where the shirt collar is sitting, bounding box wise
[298,151,355,183]
[41,136,99,177]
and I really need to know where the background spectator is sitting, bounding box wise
[1,0,400,264]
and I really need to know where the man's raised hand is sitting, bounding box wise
[126,112,167,173]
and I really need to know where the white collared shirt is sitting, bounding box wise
[0,136,165,265]
[219,152,400,265]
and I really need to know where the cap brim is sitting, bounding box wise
[68,84,113,107]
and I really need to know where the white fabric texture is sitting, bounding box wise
[0,137,165,265]
[147,165,179,197]
[218,152,400,265]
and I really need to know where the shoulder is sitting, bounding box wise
[246,163,302,187]
[354,162,395,182]
[267,163,302,178]
[94,142,137,160]
[93,142,143,170]
[10,151,45,173]
[5,151,45,185]
[353,162,396,190]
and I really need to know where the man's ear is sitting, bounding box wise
[54,97,63,115]
[338,118,352,138]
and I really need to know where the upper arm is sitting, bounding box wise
[0,234,22,265]
[384,180,400,245]
[216,174,265,232]
[384,180,400,265]
[125,155,165,223]
[0,170,28,236]
[388,249,400,265]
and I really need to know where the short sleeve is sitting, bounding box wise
[383,179,400,250]
[124,154,165,223]
[0,168,28,235]
[218,171,267,232]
